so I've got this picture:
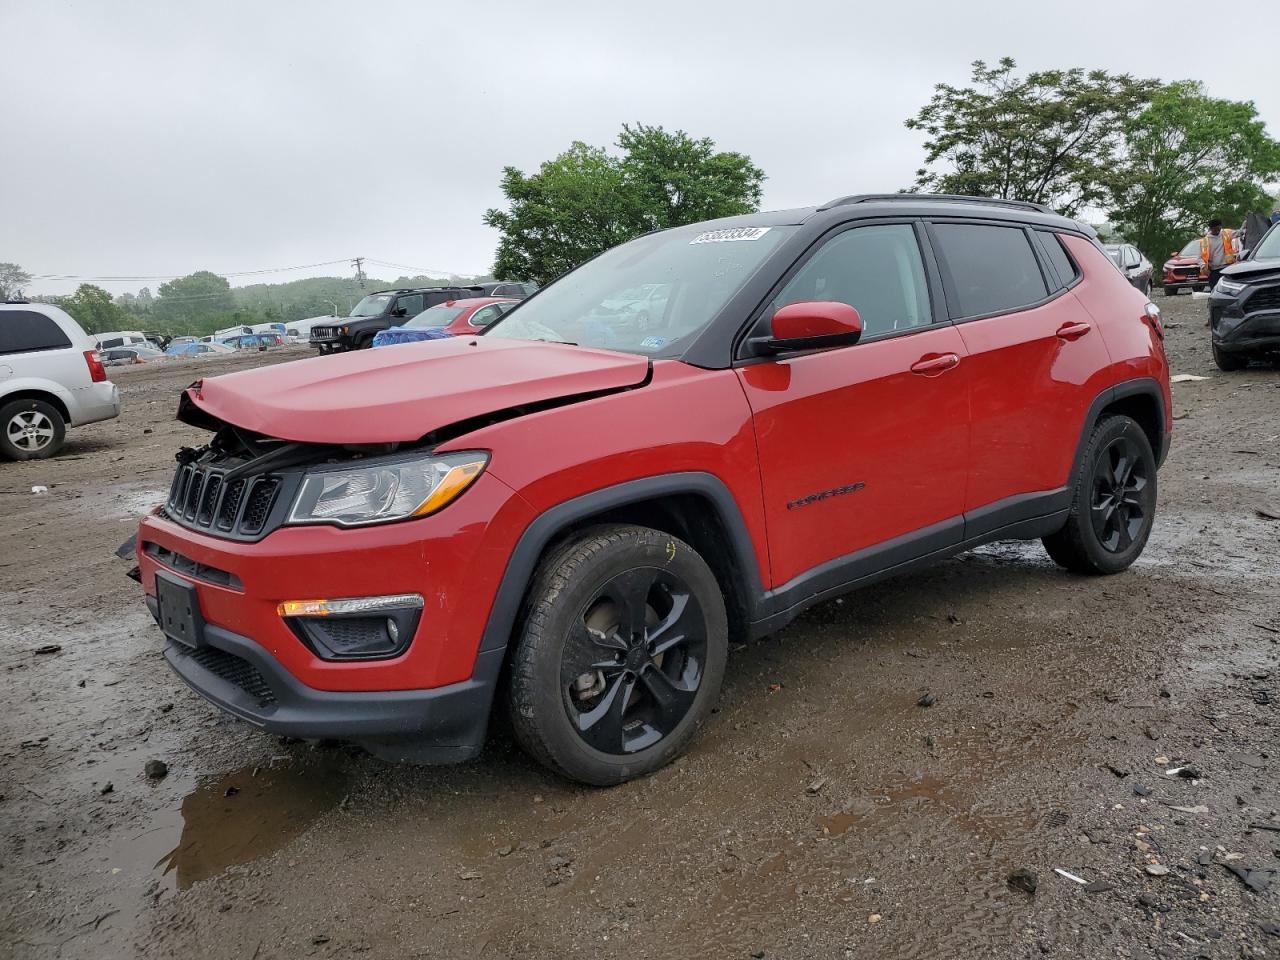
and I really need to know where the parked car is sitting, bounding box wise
[135,193,1170,785]
[372,298,519,347]
[101,345,167,366]
[472,281,539,299]
[310,287,488,353]
[220,333,283,351]
[1207,221,1280,370]
[1,302,119,459]
[164,341,235,358]
[1161,239,1207,295]
[1103,244,1152,295]
[93,329,150,351]
[285,316,336,343]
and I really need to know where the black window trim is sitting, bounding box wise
[731,216,948,364]
[924,217,1085,324]
[1032,228,1084,294]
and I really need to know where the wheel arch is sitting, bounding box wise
[0,387,72,427]
[1072,378,1168,478]
[478,473,766,658]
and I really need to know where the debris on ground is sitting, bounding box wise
[1170,373,1209,382]
[806,777,827,795]
[1256,505,1280,521]
[144,759,168,780]
[1146,864,1170,877]
[1007,868,1038,894]
[1083,880,1114,893]
[916,693,936,707]
[1054,868,1087,885]
[1133,783,1153,797]
[33,645,62,655]
[30,485,48,494]
[1223,864,1277,894]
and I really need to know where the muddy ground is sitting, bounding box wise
[2,300,1278,960]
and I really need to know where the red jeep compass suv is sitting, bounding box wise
[137,194,1172,785]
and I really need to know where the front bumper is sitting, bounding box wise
[1210,292,1280,353]
[150,593,502,762]
[136,470,536,760]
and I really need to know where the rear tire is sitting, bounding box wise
[0,399,66,460]
[1160,286,1175,297]
[1212,342,1246,372]
[1043,416,1156,575]
[507,524,728,785]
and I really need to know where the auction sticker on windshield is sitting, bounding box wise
[690,227,771,244]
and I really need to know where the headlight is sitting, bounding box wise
[1215,278,1245,296]
[287,451,488,527]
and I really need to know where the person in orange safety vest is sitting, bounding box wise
[1199,219,1238,289]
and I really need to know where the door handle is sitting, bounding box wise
[1055,321,1092,341]
[910,353,960,376]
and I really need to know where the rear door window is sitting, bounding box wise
[0,310,73,356]
[395,294,425,317]
[932,223,1049,318]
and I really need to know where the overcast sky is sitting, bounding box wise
[4,0,1277,297]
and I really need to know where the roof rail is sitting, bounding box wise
[818,193,1054,215]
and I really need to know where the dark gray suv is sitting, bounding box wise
[1208,223,1280,370]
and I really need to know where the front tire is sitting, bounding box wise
[1043,416,1157,575]
[1,399,66,460]
[507,524,728,785]
[1212,342,1246,371]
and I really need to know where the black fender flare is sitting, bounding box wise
[477,471,765,655]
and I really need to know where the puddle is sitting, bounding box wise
[154,757,353,891]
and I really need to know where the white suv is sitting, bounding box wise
[0,302,121,460]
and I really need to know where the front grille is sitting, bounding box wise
[310,326,335,340]
[164,460,287,540]
[187,646,276,707]
[1244,285,1280,314]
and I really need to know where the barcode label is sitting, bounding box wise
[690,227,771,244]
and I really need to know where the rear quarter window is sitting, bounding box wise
[932,223,1050,318]
[0,310,73,356]
[1033,231,1081,289]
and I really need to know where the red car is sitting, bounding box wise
[1162,238,1208,295]
[137,194,1171,785]
[371,297,518,347]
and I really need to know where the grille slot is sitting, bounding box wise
[186,646,276,707]
[196,475,222,525]
[144,542,242,589]
[1244,285,1280,314]
[239,479,279,535]
[216,478,246,531]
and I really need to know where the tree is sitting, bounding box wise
[153,270,234,332]
[1107,82,1280,264]
[60,283,127,334]
[0,262,33,300]
[485,125,765,284]
[906,58,1158,215]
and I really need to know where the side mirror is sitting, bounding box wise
[752,301,863,354]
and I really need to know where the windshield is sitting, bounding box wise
[485,225,795,356]
[1179,239,1201,257]
[405,305,465,329]
[1251,224,1280,259]
[350,293,393,317]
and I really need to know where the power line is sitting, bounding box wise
[32,258,357,282]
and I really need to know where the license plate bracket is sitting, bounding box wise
[156,573,205,649]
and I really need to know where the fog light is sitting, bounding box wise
[278,594,422,661]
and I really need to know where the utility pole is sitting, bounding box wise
[351,257,366,289]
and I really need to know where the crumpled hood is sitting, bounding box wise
[182,336,651,444]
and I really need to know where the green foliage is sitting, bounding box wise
[1,262,33,300]
[1107,82,1280,264]
[485,124,765,284]
[906,58,1158,216]
[153,271,235,333]
[59,283,127,334]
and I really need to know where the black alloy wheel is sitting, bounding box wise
[508,524,728,785]
[1089,434,1149,554]
[561,567,707,756]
